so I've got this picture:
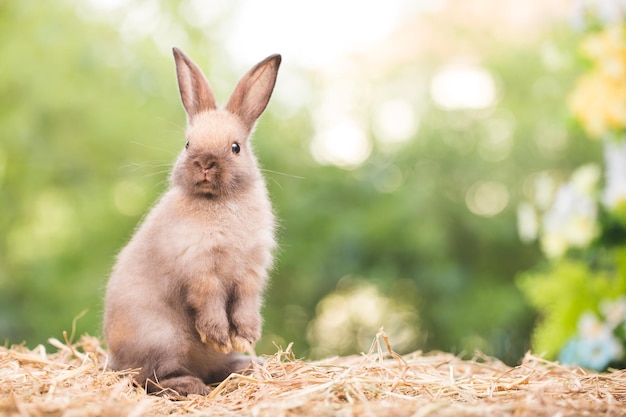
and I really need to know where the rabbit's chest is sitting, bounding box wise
[168,203,272,277]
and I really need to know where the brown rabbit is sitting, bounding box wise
[104,48,280,396]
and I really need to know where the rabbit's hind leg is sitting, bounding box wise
[146,372,210,397]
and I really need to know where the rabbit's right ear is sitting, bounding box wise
[173,47,217,122]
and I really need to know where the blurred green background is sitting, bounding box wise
[0,0,601,364]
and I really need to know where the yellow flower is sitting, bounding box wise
[583,27,626,77]
[570,72,626,137]
[569,27,626,138]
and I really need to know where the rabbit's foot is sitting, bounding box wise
[147,375,210,397]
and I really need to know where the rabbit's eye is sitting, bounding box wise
[185,141,190,149]
[231,143,241,154]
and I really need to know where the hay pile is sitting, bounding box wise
[1,330,625,416]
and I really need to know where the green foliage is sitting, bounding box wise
[517,259,624,358]
[0,0,181,343]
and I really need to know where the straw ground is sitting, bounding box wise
[1,330,625,416]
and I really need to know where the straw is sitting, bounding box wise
[1,329,625,416]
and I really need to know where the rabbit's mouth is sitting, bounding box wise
[191,169,251,198]
[196,179,219,194]
[194,166,222,191]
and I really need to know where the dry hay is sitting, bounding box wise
[1,330,625,417]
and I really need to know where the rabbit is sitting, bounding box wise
[103,47,281,397]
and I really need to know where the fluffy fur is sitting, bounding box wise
[104,48,281,396]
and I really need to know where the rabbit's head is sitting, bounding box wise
[170,48,281,199]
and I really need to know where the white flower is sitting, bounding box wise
[603,138,626,209]
[572,0,626,29]
[561,310,625,371]
[579,334,623,370]
[540,183,599,257]
[578,311,610,338]
[534,172,557,211]
[596,0,626,25]
[570,164,601,195]
[600,296,626,328]
[540,230,569,258]
[517,202,539,243]
[566,214,599,246]
[574,311,624,370]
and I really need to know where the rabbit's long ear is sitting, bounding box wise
[173,47,217,121]
[226,54,281,130]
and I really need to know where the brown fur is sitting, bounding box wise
[104,48,280,396]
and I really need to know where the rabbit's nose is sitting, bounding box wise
[202,161,216,173]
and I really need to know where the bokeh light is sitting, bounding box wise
[374,98,419,146]
[310,121,372,168]
[465,181,510,217]
[430,64,498,110]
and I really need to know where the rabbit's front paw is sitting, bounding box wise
[229,311,261,353]
[195,317,232,354]
[230,334,253,353]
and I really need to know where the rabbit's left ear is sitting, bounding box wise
[173,47,217,122]
[226,54,281,130]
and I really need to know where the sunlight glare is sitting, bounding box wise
[374,98,419,146]
[430,64,497,110]
[179,0,230,28]
[310,121,372,169]
[224,0,409,68]
[85,0,128,12]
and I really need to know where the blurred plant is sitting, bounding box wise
[559,299,626,370]
[571,0,626,31]
[569,26,626,138]
[518,3,626,371]
[306,277,420,358]
[527,164,601,258]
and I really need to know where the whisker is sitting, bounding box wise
[140,170,172,179]
[152,178,170,191]
[115,163,171,186]
[155,116,186,133]
[120,161,172,171]
[127,141,174,153]
[261,169,305,180]
[268,177,284,191]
